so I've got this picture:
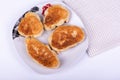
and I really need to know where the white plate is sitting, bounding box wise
[12,0,88,74]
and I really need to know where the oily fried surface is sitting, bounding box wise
[18,12,43,36]
[44,5,69,27]
[51,26,85,49]
[26,38,59,68]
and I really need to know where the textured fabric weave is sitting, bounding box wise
[64,0,120,56]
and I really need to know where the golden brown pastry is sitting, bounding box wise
[25,37,60,68]
[18,12,43,37]
[43,5,70,30]
[49,25,85,52]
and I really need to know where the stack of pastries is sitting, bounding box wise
[17,4,85,69]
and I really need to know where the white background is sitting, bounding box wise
[0,0,120,80]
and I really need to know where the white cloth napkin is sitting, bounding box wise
[63,0,120,56]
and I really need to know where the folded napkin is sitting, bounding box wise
[64,0,120,56]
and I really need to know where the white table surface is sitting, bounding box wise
[0,0,120,80]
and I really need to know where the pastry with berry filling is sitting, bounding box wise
[42,4,70,30]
